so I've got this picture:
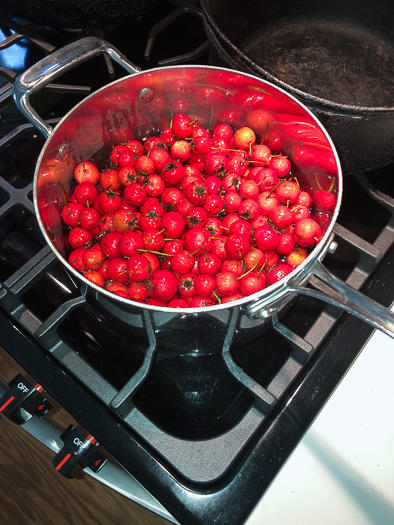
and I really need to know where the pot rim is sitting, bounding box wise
[33,64,343,315]
[201,1,394,115]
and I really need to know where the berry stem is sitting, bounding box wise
[212,291,221,304]
[237,259,260,280]
[137,249,174,257]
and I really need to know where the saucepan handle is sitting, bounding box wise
[13,36,141,139]
[289,260,394,339]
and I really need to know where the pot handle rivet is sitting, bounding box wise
[138,88,155,103]
[327,240,338,254]
[58,143,70,161]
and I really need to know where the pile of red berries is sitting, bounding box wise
[61,112,336,308]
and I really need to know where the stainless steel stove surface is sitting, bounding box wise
[0,5,393,525]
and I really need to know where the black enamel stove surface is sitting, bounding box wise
[0,5,394,524]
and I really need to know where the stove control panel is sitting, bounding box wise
[0,373,52,424]
[53,425,107,478]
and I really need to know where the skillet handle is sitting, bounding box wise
[289,260,394,339]
[13,36,141,139]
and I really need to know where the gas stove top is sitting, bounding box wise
[0,4,393,524]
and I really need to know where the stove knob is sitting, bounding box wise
[53,425,107,478]
[0,374,52,424]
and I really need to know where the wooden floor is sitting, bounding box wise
[0,348,171,525]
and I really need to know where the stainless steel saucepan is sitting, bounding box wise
[13,37,394,354]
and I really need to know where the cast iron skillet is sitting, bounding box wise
[201,0,394,175]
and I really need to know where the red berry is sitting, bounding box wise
[135,155,155,176]
[293,218,322,247]
[216,271,240,295]
[190,296,216,308]
[178,273,197,298]
[270,205,293,229]
[204,195,224,217]
[184,180,208,206]
[73,182,98,206]
[239,272,266,296]
[256,191,280,216]
[240,180,259,200]
[238,199,260,222]
[124,183,147,207]
[171,250,195,274]
[277,232,296,255]
[286,246,309,267]
[233,127,256,150]
[254,168,278,192]
[79,207,100,230]
[145,174,165,197]
[193,135,211,155]
[172,113,193,139]
[250,144,271,166]
[229,219,252,240]
[161,160,184,185]
[198,252,222,276]
[113,209,139,232]
[118,166,138,187]
[221,293,244,304]
[149,147,170,172]
[68,247,88,272]
[84,270,105,288]
[297,191,313,208]
[195,274,216,297]
[74,161,99,184]
[161,187,183,209]
[118,231,144,257]
[100,168,121,191]
[222,259,243,277]
[142,228,165,252]
[226,154,248,176]
[127,254,152,282]
[275,181,300,205]
[161,211,187,239]
[68,227,93,249]
[98,190,122,214]
[168,298,190,308]
[186,207,208,229]
[213,123,233,142]
[150,269,178,301]
[107,257,128,283]
[101,231,122,258]
[266,263,293,286]
[82,248,105,270]
[204,152,228,177]
[118,149,137,168]
[244,247,265,270]
[62,203,83,227]
[184,227,212,255]
[128,281,150,302]
[290,205,311,223]
[224,192,242,213]
[254,224,280,251]
[171,140,192,162]
[269,156,291,177]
